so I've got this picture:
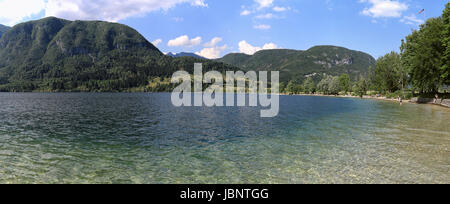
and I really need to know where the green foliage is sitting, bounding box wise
[218,46,376,83]
[302,78,316,94]
[0,17,239,92]
[352,78,368,98]
[374,52,403,93]
[338,74,351,93]
[279,82,286,93]
[317,76,340,95]
[285,80,304,94]
[385,90,413,100]
[401,17,445,93]
[442,2,450,85]
[285,81,295,93]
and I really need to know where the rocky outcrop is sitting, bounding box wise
[335,57,353,65]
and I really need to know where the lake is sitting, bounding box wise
[0,93,448,184]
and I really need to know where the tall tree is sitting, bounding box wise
[303,78,316,94]
[374,52,402,93]
[317,76,340,95]
[442,2,450,85]
[402,17,445,93]
[286,81,295,94]
[338,74,351,94]
[353,77,368,98]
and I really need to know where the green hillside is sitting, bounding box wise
[218,46,376,83]
[0,17,237,92]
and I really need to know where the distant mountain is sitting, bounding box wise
[0,24,10,38]
[167,52,206,59]
[0,17,238,92]
[218,46,376,83]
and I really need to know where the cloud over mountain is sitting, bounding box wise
[168,35,202,47]
[196,45,228,59]
[238,41,278,55]
[45,0,207,22]
[0,0,208,25]
[0,0,46,26]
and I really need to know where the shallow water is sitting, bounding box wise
[0,93,448,184]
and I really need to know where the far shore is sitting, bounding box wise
[1,91,449,108]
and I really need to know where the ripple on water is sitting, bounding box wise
[0,93,449,184]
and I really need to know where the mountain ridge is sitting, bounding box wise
[218,46,376,83]
[166,52,206,59]
[0,17,238,92]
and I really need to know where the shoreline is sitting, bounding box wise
[281,93,450,108]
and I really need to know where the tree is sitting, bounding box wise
[317,76,340,95]
[303,78,316,94]
[375,52,403,93]
[317,77,329,94]
[402,17,445,93]
[286,81,295,93]
[353,77,368,98]
[338,74,351,94]
[293,84,304,94]
[442,2,450,85]
[328,76,340,95]
[367,66,378,91]
[279,82,286,93]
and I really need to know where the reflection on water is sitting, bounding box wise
[0,93,448,184]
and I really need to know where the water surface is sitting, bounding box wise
[0,93,448,183]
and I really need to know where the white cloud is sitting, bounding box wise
[204,37,223,47]
[255,13,275,19]
[360,0,408,18]
[44,0,208,22]
[253,24,271,30]
[172,17,184,22]
[192,0,208,7]
[238,41,278,55]
[262,43,278,49]
[152,39,163,46]
[240,10,251,16]
[400,14,424,25]
[255,0,274,9]
[196,45,228,59]
[168,35,202,47]
[0,0,46,26]
[273,7,287,12]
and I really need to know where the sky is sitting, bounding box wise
[0,0,447,59]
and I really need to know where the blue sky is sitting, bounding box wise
[0,0,447,58]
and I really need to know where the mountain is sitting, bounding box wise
[167,52,206,59]
[0,24,10,38]
[218,46,376,83]
[0,17,237,92]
